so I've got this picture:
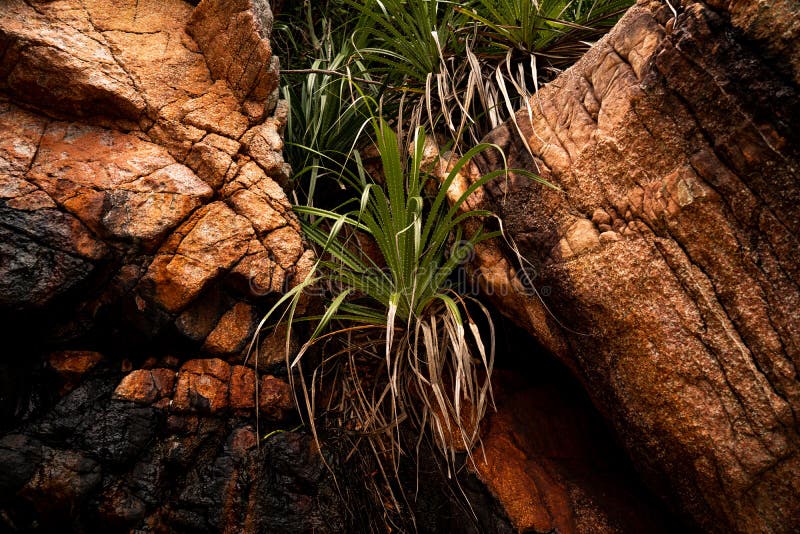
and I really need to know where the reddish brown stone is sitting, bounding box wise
[19,449,101,517]
[476,433,564,533]
[47,351,104,394]
[180,358,231,381]
[258,375,293,421]
[202,302,256,356]
[26,121,212,245]
[47,351,103,379]
[137,202,254,312]
[250,323,298,371]
[172,359,231,413]
[261,226,304,270]
[460,2,800,531]
[229,426,258,454]
[113,369,176,405]
[240,107,291,183]
[1,0,311,345]
[229,365,256,410]
[184,134,239,189]
[474,371,673,534]
[0,0,147,121]
[0,0,337,531]
[181,82,250,139]
[187,0,279,105]
[175,288,230,343]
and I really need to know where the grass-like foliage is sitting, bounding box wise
[462,0,632,59]
[250,101,546,483]
[348,0,463,82]
[274,7,379,205]
[259,0,628,514]
[274,0,633,189]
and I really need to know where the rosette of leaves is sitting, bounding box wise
[250,103,548,486]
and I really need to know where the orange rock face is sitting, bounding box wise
[202,302,256,356]
[474,371,674,533]
[111,358,293,419]
[27,121,212,246]
[258,375,294,420]
[229,365,257,410]
[172,358,231,413]
[113,368,176,406]
[47,351,104,378]
[0,0,311,358]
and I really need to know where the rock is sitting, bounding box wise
[187,0,279,107]
[240,105,291,185]
[229,365,257,410]
[261,226,305,270]
[202,302,256,356]
[111,359,291,420]
[0,105,109,309]
[564,218,600,255]
[3,361,508,532]
[0,0,147,122]
[251,323,299,371]
[0,0,526,531]
[175,287,231,343]
[463,1,800,532]
[113,369,176,406]
[599,230,622,243]
[47,351,104,394]
[706,0,800,85]
[172,359,231,413]
[136,202,256,313]
[0,0,310,349]
[258,375,293,420]
[0,368,349,533]
[591,208,612,226]
[27,120,213,245]
[0,434,43,494]
[19,448,102,521]
[475,371,676,534]
[181,83,250,139]
[184,134,239,189]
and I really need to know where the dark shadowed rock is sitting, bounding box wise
[0,357,526,533]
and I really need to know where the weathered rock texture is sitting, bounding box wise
[0,1,524,531]
[475,370,679,534]
[0,0,330,530]
[0,0,313,356]
[463,0,800,531]
[0,351,524,532]
[0,357,345,533]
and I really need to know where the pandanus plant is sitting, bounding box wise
[248,101,548,480]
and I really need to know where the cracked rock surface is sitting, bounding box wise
[0,1,334,529]
[461,1,800,532]
[0,0,309,358]
[0,355,345,533]
[0,1,518,532]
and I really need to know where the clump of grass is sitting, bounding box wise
[249,99,547,487]
[273,3,380,206]
[258,0,629,518]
